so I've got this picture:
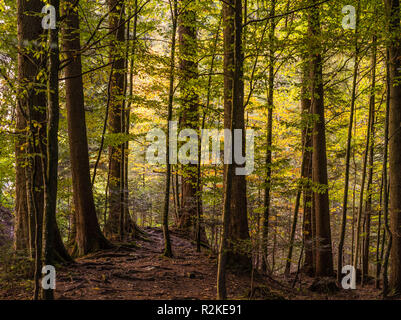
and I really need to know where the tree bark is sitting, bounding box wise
[223,0,251,271]
[362,35,377,284]
[385,0,401,294]
[301,58,314,276]
[106,0,125,238]
[177,0,199,238]
[337,1,360,282]
[308,0,333,277]
[262,0,276,274]
[16,0,47,260]
[63,0,112,255]
[162,0,178,258]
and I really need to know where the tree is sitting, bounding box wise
[105,0,126,238]
[385,0,401,294]
[301,58,314,276]
[15,0,47,260]
[262,0,276,274]
[162,0,179,258]
[308,0,333,277]
[337,0,360,282]
[63,0,112,255]
[177,0,199,239]
[362,34,377,284]
[223,0,250,271]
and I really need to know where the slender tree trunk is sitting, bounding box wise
[376,161,384,288]
[124,0,139,237]
[285,150,306,276]
[223,0,251,271]
[43,0,70,299]
[106,0,125,238]
[16,0,47,263]
[337,1,360,282]
[385,0,401,295]
[162,0,178,258]
[177,0,198,239]
[362,35,377,284]
[353,77,373,279]
[301,58,314,276]
[63,0,112,255]
[262,0,276,274]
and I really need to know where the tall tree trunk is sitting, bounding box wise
[16,0,47,261]
[385,0,401,295]
[218,0,245,298]
[223,0,251,271]
[15,108,29,251]
[337,1,360,282]
[362,35,377,284]
[106,0,125,238]
[308,0,333,277]
[284,170,302,276]
[301,59,314,276]
[177,0,198,238]
[382,48,391,296]
[262,0,276,274]
[42,0,68,300]
[123,0,139,237]
[353,78,373,278]
[63,0,112,255]
[162,0,178,258]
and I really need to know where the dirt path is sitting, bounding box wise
[55,227,251,300]
[0,227,387,300]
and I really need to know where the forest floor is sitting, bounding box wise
[0,227,387,300]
